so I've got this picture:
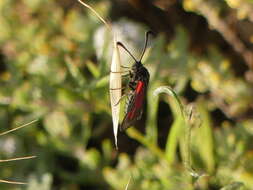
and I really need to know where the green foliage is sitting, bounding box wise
[0,0,253,189]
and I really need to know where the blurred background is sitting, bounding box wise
[0,0,253,189]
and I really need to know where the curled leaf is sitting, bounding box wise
[153,86,184,116]
[153,86,205,179]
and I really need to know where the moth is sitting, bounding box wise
[117,31,153,131]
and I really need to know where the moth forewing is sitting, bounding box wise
[110,38,122,149]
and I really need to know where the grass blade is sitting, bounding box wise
[78,0,121,148]
[124,175,131,190]
[0,156,36,163]
[0,179,26,185]
[0,119,38,136]
[110,39,122,149]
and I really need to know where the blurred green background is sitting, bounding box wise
[0,0,253,189]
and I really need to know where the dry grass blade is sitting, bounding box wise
[0,156,36,185]
[77,0,111,30]
[0,156,36,163]
[0,120,37,185]
[0,179,26,185]
[0,119,38,136]
[110,39,122,149]
[124,175,132,190]
[191,0,253,69]
[78,0,121,148]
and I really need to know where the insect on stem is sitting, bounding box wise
[118,31,153,131]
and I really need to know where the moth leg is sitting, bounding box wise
[128,81,137,91]
[129,70,133,78]
[113,92,132,106]
[119,123,127,132]
[121,65,130,69]
[110,71,129,74]
[113,94,126,106]
[122,73,130,77]
[119,123,126,132]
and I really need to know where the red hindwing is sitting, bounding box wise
[120,81,146,131]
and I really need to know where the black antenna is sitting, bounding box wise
[117,42,138,62]
[138,31,153,62]
[117,31,153,63]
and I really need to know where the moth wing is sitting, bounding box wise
[120,81,146,131]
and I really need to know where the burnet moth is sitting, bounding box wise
[117,31,153,131]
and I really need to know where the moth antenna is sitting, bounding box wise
[139,31,153,62]
[117,42,138,62]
